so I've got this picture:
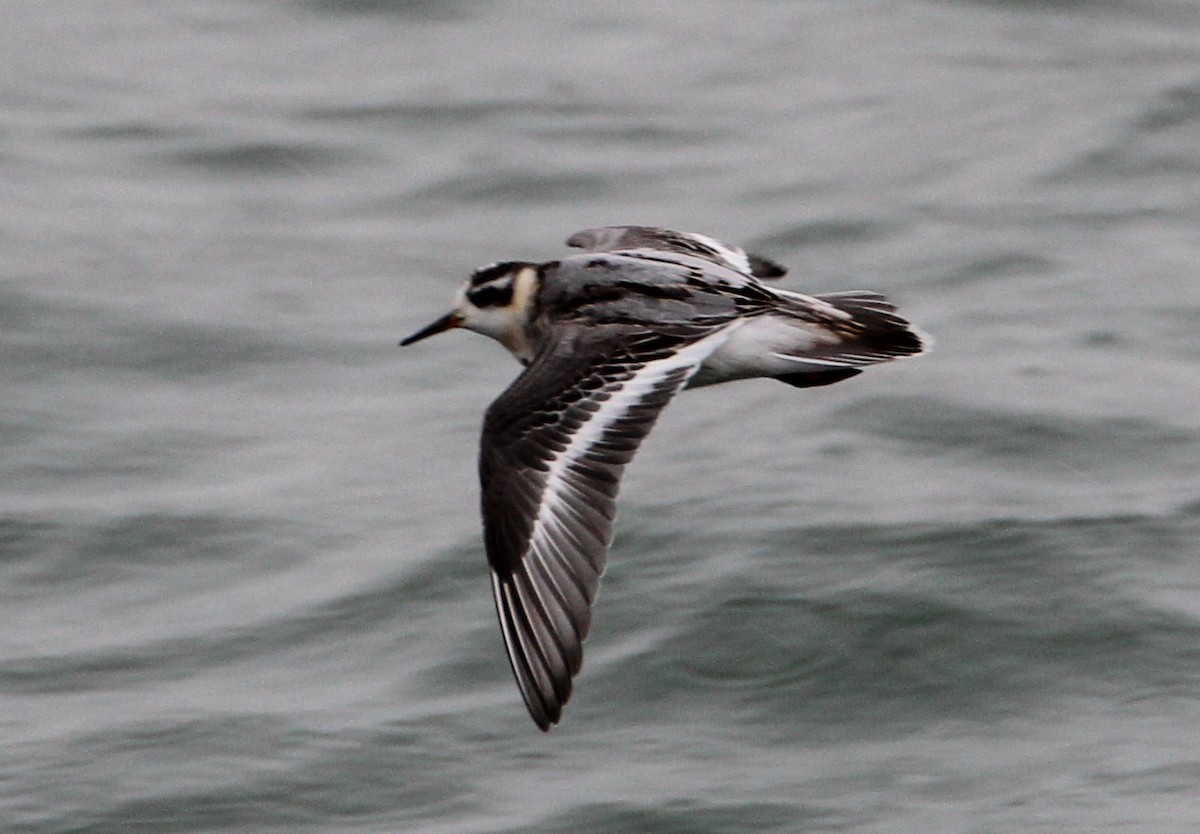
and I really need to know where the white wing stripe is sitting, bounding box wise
[527,334,722,562]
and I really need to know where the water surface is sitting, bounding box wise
[4,1,1200,831]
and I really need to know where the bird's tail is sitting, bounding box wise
[774,291,929,388]
[818,291,930,359]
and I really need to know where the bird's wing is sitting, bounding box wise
[539,251,759,327]
[566,225,787,280]
[479,323,724,730]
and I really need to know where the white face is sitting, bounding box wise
[457,262,522,337]
[457,281,520,340]
[456,263,538,362]
[399,261,537,362]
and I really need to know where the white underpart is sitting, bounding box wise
[690,316,852,384]
[526,332,727,559]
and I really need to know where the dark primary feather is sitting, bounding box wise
[479,323,716,730]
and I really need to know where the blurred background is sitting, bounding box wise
[3,1,1199,831]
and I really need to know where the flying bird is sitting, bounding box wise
[400,226,929,730]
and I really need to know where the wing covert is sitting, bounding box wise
[567,225,786,280]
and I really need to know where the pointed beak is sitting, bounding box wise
[399,311,464,346]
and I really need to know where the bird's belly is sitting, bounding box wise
[688,316,830,388]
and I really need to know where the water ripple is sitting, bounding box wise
[154,141,363,176]
[0,291,313,379]
[830,395,1199,467]
[580,508,1200,738]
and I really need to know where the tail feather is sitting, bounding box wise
[768,292,928,387]
[815,291,929,362]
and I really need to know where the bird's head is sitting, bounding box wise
[400,261,539,361]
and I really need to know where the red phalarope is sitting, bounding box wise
[401,226,929,730]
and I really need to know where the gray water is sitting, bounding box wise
[4,1,1200,832]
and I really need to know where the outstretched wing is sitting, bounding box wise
[479,324,724,730]
[567,225,787,280]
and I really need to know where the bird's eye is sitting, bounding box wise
[468,284,513,308]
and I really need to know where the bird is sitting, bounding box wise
[400,226,929,730]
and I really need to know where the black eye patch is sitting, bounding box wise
[467,284,513,308]
[470,261,522,287]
